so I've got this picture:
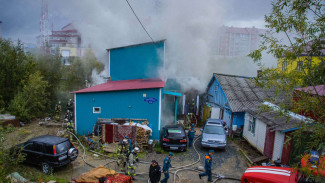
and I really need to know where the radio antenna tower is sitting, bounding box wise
[40,0,49,51]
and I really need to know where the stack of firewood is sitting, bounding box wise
[136,127,150,144]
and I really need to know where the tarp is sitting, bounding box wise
[74,166,116,182]
[123,123,152,133]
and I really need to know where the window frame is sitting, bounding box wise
[248,114,256,135]
[296,61,303,71]
[93,107,101,114]
[282,60,287,71]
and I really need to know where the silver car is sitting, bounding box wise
[200,120,227,150]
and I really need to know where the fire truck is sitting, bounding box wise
[241,155,325,183]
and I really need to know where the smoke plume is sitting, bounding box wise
[54,0,276,92]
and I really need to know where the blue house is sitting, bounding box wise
[206,73,277,130]
[73,40,181,140]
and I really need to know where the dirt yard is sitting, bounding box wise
[6,121,249,182]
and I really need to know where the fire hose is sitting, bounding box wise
[65,131,240,182]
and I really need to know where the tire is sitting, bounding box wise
[42,162,53,174]
[68,148,78,161]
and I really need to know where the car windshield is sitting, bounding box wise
[203,125,224,135]
[166,128,185,138]
[56,141,72,154]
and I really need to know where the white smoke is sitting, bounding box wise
[53,0,276,91]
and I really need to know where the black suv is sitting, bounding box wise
[13,135,78,174]
[160,125,187,151]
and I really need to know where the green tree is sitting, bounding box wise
[9,71,49,122]
[250,0,325,166]
[62,49,104,92]
[0,39,36,108]
[35,55,62,113]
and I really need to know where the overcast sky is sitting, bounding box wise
[0,0,275,88]
[0,0,272,44]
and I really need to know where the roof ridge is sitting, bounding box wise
[213,73,254,79]
[106,39,166,50]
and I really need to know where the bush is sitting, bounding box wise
[9,71,49,122]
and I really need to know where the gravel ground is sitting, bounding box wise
[36,136,247,182]
[11,123,248,182]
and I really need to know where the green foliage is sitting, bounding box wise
[0,39,36,107]
[0,126,25,182]
[35,55,63,113]
[249,0,325,167]
[62,49,104,92]
[9,71,49,122]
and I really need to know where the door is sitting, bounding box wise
[211,107,220,119]
[23,142,43,164]
[264,126,275,159]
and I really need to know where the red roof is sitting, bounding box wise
[72,79,165,93]
[295,85,325,96]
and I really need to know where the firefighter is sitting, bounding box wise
[188,124,196,147]
[67,99,73,111]
[125,136,133,152]
[199,150,214,182]
[127,147,139,180]
[161,152,173,183]
[55,101,62,121]
[117,139,129,171]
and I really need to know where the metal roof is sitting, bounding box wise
[72,78,165,94]
[213,73,280,112]
[295,85,325,96]
[246,105,309,132]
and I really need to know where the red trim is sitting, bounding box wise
[72,78,165,93]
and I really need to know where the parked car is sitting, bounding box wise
[200,119,227,150]
[205,118,228,135]
[160,125,187,151]
[12,135,78,174]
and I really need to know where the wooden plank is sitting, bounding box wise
[252,156,269,163]
[239,149,253,164]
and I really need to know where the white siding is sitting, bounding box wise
[243,113,266,153]
[272,131,285,161]
[211,107,220,119]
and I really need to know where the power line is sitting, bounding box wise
[125,0,155,43]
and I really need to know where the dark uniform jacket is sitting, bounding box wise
[149,164,161,183]
[205,154,212,171]
[188,128,196,139]
[162,156,171,171]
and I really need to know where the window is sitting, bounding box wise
[296,61,303,71]
[24,142,41,152]
[248,115,256,135]
[282,61,287,71]
[93,107,101,114]
[220,108,224,120]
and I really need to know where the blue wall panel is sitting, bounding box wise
[207,76,232,126]
[233,112,245,128]
[75,88,161,139]
[110,41,164,81]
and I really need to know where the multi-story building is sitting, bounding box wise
[215,26,265,56]
[277,39,325,73]
[37,23,82,57]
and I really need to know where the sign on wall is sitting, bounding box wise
[144,97,157,104]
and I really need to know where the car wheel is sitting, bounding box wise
[68,148,78,161]
[42,162,53,174]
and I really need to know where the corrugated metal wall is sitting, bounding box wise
[75,88,161,139]
[110,41,164,81]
